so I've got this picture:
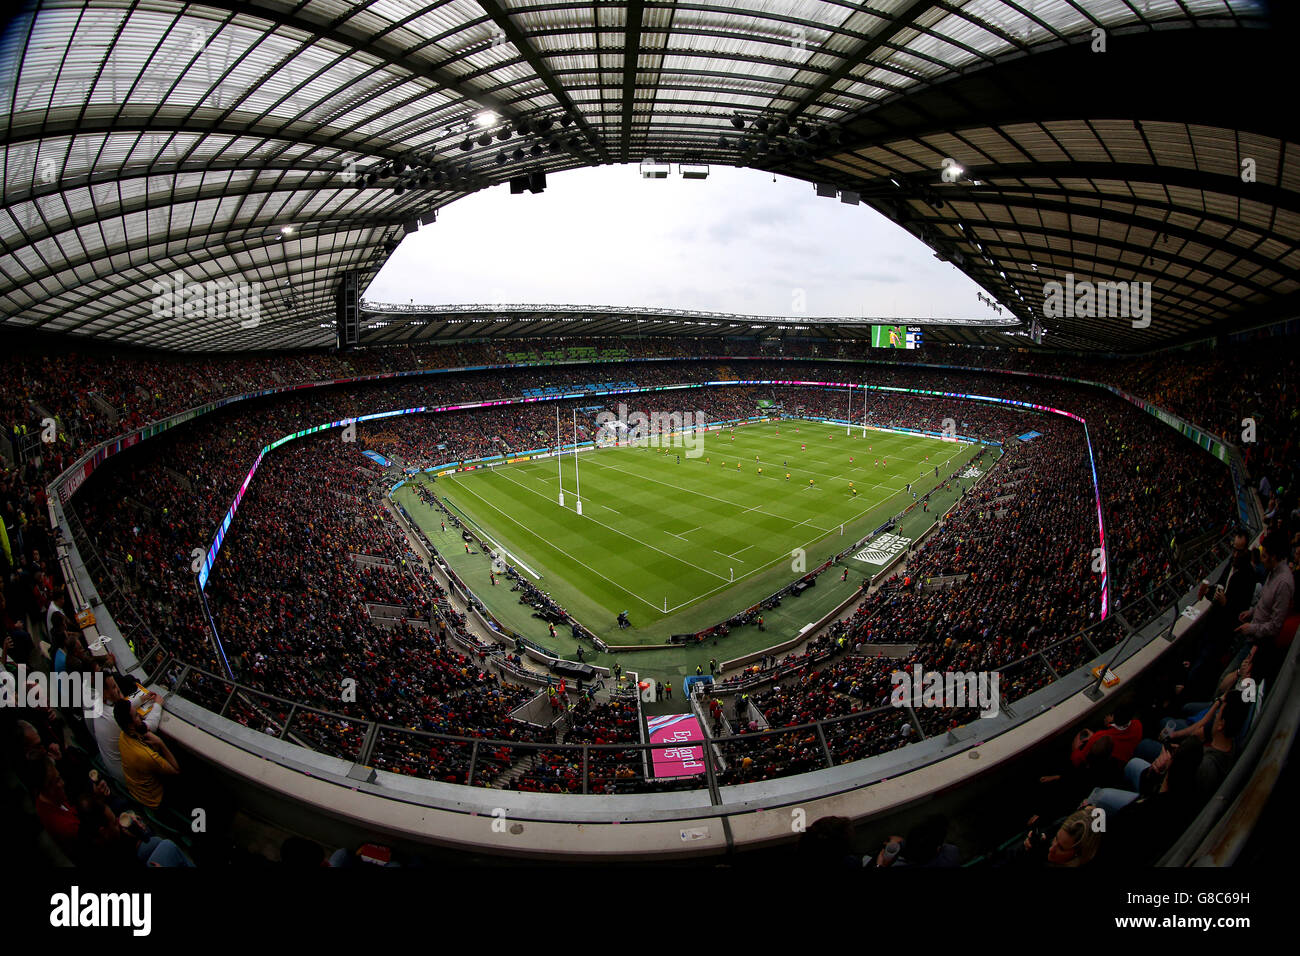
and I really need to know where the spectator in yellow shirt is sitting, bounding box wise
[114,700,179,809]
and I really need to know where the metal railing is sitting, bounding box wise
[41,353,1250,814]
[131,528,1231,799]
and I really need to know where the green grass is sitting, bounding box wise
[396,419,982,645]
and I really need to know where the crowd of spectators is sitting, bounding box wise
[66,367,1239,774]
[4,329,1293,861]
[703,382,1236,783]
[987,523,1295,867]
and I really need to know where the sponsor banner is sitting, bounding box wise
[647,714,707,778]
[851,532,912,566]
[59,467,86,503]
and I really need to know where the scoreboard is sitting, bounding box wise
[870,324,923,349]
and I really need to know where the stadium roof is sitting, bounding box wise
[359,300,1023,345]
[0,0,1291,353]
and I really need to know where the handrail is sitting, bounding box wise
[140,528,1230,797]
[42,353,1247,798]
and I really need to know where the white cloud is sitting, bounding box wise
[366,165,995,319]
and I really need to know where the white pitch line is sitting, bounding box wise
[437,480,543,580]
[795,518,833,532]
[485,465,731,582]
[595,432,940,538]
[586,455,805,526]
[442,479,665,613]
[662,514,871,613]
[440,422,984,617]
[722,424,947,474]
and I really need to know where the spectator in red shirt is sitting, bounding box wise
[25,751,80,853]
[1081,705,1143,765]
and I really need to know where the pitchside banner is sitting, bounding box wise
[646,714,707,779]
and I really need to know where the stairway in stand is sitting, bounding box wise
[490,753,537,789]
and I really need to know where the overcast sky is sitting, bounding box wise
[365,164,994,319]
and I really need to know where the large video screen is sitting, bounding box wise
[870,324,923,349]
